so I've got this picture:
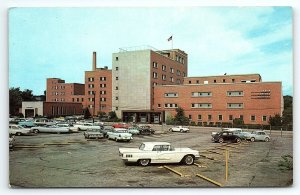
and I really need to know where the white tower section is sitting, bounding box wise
[112,49,151,118]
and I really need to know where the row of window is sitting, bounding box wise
[188,114,268,122]
[175,55,185,64]
[158,103,244,109]
[52,98,65,102]
[87,77,107,82]
[51,85,65,90]
[88,84,107,88]
[187,79,257,84]
[52,92,65,96]
[88,104,107,110]
[88,97,107,102]
[72,98,84,102]
[88,90,107,95]
[163,91,244,98]
[152,62,186,76]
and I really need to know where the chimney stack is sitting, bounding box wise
[92,52,97,71]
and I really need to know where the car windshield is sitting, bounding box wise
[116,130,127,133]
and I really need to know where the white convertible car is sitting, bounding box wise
[169,126,190,133]
[119,142,200,166]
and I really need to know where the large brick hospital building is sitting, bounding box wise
[44,46,283,125]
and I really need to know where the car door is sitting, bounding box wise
[256,132,265,141]
[157,145,179,163]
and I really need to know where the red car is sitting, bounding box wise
[112,123,130,129]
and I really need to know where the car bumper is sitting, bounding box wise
[118,137,133,141]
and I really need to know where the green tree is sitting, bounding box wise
[282,95,293,125]
[166,115,175,125]
[269,114,282,126]
[9,87,22,116]
[108,111,118,121]
[9,87,35,116]
[233,118,244,126]
[174,107,189,125]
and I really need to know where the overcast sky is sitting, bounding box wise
[9,7,293,95]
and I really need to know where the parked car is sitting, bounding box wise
[245,131,270,142]
[119,142,200,166]
[107,128,133,142]
[169,126,190,133]
[112,123,130,129]
[127,127,140,135]
[33,118,56,126]
[211,128,243,136]
[9,124,33,136]
[18,120,35,128]
[84,129,104,139]
[73,123,101,131]
[101,126,114,137]
[139,125,155,134]
[31,125,70,134]
[211,131,242,143]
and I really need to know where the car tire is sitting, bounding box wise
[180,129,183,133]
[218,138,224,143]
[115,138,118,142]
[139,159,150,166]
[16,132,22,136]
[250,137,255,142]
[236,138,241,143]
[33,129,39,134]
[264,137,270,142]
[183,155,194,165]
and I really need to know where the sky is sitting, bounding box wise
[9,7,293,95]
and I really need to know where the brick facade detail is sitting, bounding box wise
[153,80,283,125]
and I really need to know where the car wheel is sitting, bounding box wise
[16,132,22,136]
[236,138,241,143]
[139,159,150,166]
[115,138,118,142]
[33,129,39,134]
[264,137,270,142]
[218,138,224,143]
[180,129,183,133]
[183,155,194,165]
[250,137,255,142]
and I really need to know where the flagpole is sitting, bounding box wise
[172,34,173,49]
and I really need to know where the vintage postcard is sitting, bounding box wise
[9,7,293,187]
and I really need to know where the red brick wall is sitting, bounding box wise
[150,50,188,109]
[153,82,282,125]
[43,102,83,117]
[83,69,112,115]
[46,78,85,102]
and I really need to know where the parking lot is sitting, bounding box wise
[9,126,293,187]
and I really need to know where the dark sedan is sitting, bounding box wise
[212,131,242,143]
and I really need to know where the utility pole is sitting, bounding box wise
[93,91,96,123]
